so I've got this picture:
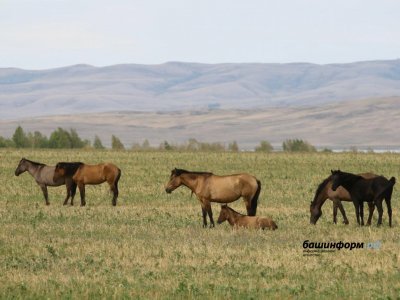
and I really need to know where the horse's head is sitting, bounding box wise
[165,168,184,193]
[15,158,28,176]
[217,205,229,224]
[309,201,322,224]
[330,169,342,191]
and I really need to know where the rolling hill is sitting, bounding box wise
[1,60,400,119]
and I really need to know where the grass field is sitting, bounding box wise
[0,149,399,299]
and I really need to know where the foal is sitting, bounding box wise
[217,205,277,230]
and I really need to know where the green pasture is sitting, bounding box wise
[0,149,399,299]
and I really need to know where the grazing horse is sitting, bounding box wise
[331,170,396,226]
[14,158,77,205]
[310,173,377,225]
[217,205,277,230]
[54,162,121,206]
[165,168,261,228]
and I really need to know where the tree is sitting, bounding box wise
[255,140,273,152]
[162,141,173,151]
[48,128,72,148]
[93,135,105,149]
[0,136,14,148]
[111,135,125,150]
[12,126,29,148]
[27,131,49,148]
[142,139,150,149]
[282,139,316,152]
[228,141,239,152]
[69,129,85,148]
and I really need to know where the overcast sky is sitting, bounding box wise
[1,0,399,69]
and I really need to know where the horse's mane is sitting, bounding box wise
[173,168,213,177]
[310,175,332,207]
[22,158,46,167]
[56,162,84,176]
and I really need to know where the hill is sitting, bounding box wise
[1,60,400,119]
[1,97,399,150]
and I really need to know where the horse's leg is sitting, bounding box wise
[375,199,384,226]
[352,201,360,225]
[40,185,50,205]
[359,201,364,226]
[63,183,71,205]
[336,201,349,225]
[205,202,214,228]
[70,182,77,206]
[366,202,375,225]
[385,197,392,227]
[201,206,207,228]
[78,183,86,206]
[333,201,338,224]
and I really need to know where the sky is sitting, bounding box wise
[1,0,400,69]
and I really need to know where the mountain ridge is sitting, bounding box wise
[1,59,400,119]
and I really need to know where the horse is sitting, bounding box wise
[51,162,84,205]
[310,173,377,225]
[165,168,261,228]
[217,205,277,230]
[14,158,77,205]
[331,170,396,226]
[54,162,121,206]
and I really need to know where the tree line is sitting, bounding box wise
[0,126,322,152]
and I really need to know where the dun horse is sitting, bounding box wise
[331,170,396,226]
[310,173,377,225]
[165,168,261,228]
[14,158,77,205]
[217,205,277,230]
[54,162,121,206]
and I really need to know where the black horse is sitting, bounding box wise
[331,170,395,227]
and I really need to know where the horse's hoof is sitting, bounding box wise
[343,220,349,225]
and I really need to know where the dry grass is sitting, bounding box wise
[0,149,399,299]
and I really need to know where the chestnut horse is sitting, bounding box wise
[165,168,261,228]
[14,158,77,205]
[310,173,377,225]
[54,162,121,206]
[217,205,277,230]
[331,170,395,226]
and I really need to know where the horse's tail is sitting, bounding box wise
[249,179,261,216]
[310,175,331,208]
[114,168,122,192]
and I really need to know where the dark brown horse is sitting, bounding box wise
[165,168,261,227]
[310,173,377,225]
[14,158,77,205]
[54,162,121,206]
[331,170,395,226]
[217,205,277,230]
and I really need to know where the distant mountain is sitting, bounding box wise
[1,60,400,119]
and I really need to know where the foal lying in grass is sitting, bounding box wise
[217,205,277,230]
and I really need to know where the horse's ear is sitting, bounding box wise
[331,170,334,174]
